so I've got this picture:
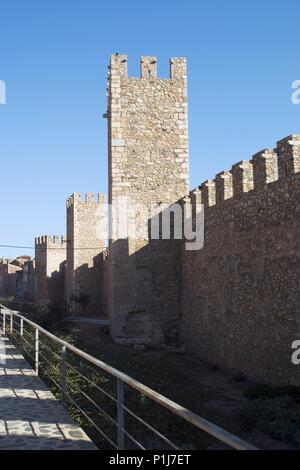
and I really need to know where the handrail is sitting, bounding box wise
[0,304,257,450]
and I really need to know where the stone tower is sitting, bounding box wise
[66,193,106,316]
[34,236,66,305]
[107,54,189,346]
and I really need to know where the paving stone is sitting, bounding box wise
[0,337,97,450]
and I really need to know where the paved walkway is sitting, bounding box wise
[0,336,97,450]
[70,316,109,326]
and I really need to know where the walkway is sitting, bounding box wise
[0,336,97,450]
[70,316,109,326]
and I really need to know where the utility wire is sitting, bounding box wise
[0,244,107,251]
[0,245,34,250]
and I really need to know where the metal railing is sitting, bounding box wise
[0,304,257,450]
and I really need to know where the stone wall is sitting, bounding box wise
[34,236,66,305]
[107,54,189,346]
[16,259,35,301]
[0,260,22,298]
[182,135,300,385]
[66,193,106,316]
[25,259,35,302]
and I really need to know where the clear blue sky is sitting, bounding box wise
[0,0,299,259]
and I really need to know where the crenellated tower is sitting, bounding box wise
[34,235,66,305]
[66,192,106,315]
[107,54,189,345]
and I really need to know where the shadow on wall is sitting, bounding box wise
[0,264,21,298]
[47,260,66,308]
[109,154,300,387]
[108,197,197,351]
[72,252,109,318]
[180,147,300,387]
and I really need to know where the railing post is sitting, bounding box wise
[61,345,67,406]
[35,328,39,375]
[20,318,24,338]
[117,378,125,450]
[10,313,13,334]
[17,317,24,349]
[2,311,5,335]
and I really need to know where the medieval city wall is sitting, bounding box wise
[182,135,300,385]
[17,54,300,387]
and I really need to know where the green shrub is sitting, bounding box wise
[241,396,300,445]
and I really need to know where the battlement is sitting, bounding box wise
[101,248,109,261]
[141,56,157,79]
[200,180,216,207]
[276,135,300,178]
[189,134,300,209]
[35,235,66,247]
[109,54,187,81]
[66,192,106,209]
[252,149,277,189]
[215,171,233,203]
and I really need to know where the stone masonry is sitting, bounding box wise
[105,54,300,385]
[16,259,35,301]
[107,55,189,346]
[34,236,66,305]
[0,259,23,298]
[182,135,300,385]
[66,193,106,316]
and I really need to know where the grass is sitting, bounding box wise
[240,396,300,446]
